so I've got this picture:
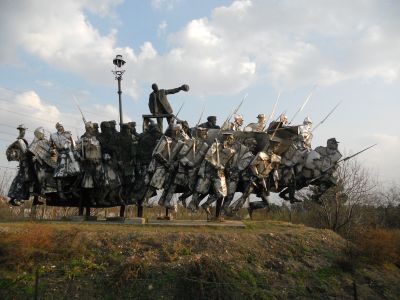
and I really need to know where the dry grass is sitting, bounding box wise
[0,221,399,299]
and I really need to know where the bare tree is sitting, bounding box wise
[300,158,378,234]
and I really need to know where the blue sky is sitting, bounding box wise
[0,0,399,184]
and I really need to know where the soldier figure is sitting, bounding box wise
[190,132,236,220]
[244,114,267,132]
[222,138,255,214]
[50,122,80,179]
[163,126,209,208]
[97,121,121,190]
[299,116,313,150]
[75,122,103,190]
[199,116,220,129]
[134,120,162,201]
[143,124,187,207]
[228,115,243,131]
[128,122,140,139]
[148,83,189,130]
[230,149,281,217]
[6,125,35,206]
[29,127,57,194]
[118,123,137,200]
[92,123,99,136]
[267,113,288,131]
[314,138,342,184]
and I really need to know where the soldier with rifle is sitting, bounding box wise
[6,124,35,206]
[162,126,209,209]
[222,137,256,215]
[199,116,220,129]
[143,124,187,208]
[190,132,236,220]
[29,127,57,195]
[49,122,81,198]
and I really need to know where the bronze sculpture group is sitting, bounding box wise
[5,83,356,221]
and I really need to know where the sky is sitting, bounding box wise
[0,0,399,185]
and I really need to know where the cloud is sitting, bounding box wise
[151,0,180,10]
[356,133,400,183]
[1,0,400,100]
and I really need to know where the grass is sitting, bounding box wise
[0,221,399,299]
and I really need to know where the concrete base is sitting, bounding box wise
[147,219,246,228]
[61,216,98,222]
[106,216,125,222]
[124,217,146,225]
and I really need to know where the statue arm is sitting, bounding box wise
[165,87,182,95]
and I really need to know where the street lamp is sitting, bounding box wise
[112,54,126,125]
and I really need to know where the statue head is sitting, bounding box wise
[92,123,99,134]
[100,121,111,134]
[327,138,339,150]
[152,83,159,92]
[244,138,257,152]
[207,116,217,126]
[120,123,130,135]
[279,113,288,124]
[128,122,137,134]
[170,123,183,138]
[34,127,46,140]
[108,120,117,133]
[196,127,208,140]
[257,113,266,124]
[55,122,64,133]
[17,124,27,138]
[234,114,243,126]
[222,132,235,147]
[84,122,94,136]
[303,116,312,126]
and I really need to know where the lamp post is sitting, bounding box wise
[112,55,126,218]
[112,54,126,125]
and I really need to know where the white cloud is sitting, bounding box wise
[355,133,400,183]
[1,0,400,99]
[151,0,180,10]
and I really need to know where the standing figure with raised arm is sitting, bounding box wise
[148,83,189,130]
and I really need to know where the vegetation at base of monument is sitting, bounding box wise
[0,222,399,299]
[0,157,399,298]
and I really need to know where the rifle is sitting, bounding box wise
[265,91,281,125]
[221,93,247,130]
[174,101,185,121]
[312,101,341,132]
[73,95,87,125]
[289,85,317,124]
[309,143,377,184]
[195,102,206,127]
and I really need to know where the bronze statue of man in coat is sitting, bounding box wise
[148,83,189,130]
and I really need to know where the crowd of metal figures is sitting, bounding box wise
[5,83,371,220]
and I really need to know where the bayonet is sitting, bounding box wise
[265,91,281,125]
[340,143,377,163]
[221,93,248,131]
[309,144,377,184]
[196,102,206,127]
[174,101,185,120]
[73,95,87,125]
[312,101,341,132]
[289,85,317,124]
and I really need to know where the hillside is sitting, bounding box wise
[0,221,399,299]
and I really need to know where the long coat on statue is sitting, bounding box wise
[148,88,181,115]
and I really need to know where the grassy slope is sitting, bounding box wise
[0,221,399,299]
